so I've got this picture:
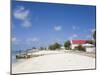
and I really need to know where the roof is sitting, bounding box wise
[71,40,87,44]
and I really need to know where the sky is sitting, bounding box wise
[12,1,96,51]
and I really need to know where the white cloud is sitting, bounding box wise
[30,38,39,42]
[91,28,95,33]
[69,34,78,40]
[53,38,61,43]
[26,37,39,44]
[21,20,32,28]
[13,6,30,21]
[72,26,76,30]
[12,37,17,42]
[12,37,20,45]
[72,26,79,30]
[73,34,78,37]
[54,26,62,31]
[13,6,32,28]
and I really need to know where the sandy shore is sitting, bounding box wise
[12,50,95,74]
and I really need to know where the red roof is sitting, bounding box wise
[71,40,87,44]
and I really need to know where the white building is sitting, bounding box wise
[70,40,95,52]
[70,40,87,49]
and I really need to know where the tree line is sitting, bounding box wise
[40,30,96,50]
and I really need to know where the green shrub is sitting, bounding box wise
[48,42,61,50]
[64,40,71,50]
[74,45,86,51]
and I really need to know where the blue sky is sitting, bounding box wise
[12,1,96,51]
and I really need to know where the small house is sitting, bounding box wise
[70,40,87,49]
[70,40,95,52]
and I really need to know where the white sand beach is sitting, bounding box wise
[12,50,95,74]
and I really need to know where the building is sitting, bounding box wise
[70,40,95,52]
[70,40,87,49]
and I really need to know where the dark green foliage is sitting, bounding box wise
[75,44,86,51]
[86,40,95,45]
[93,30,96,46]
[93,30,96,40]
[49,42,61,50]
[32,47,36,49]
[40,47,46,50]
[64,40,71,50]
[49,45,54,50]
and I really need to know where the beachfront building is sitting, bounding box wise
[70,40,95,52]
[70,40,87,49]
